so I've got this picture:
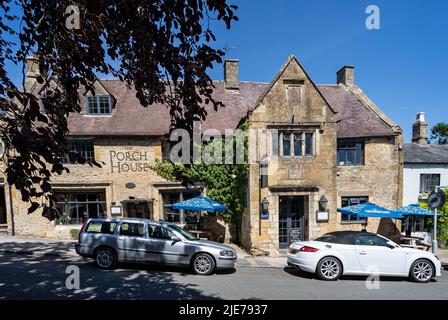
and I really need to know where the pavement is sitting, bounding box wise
[438,248,448,263]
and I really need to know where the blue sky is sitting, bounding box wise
[5,0,447,142]
[206,0,448,142]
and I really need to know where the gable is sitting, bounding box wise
[249,55,336,124]
[84,79,115,97]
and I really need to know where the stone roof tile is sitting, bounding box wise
[43,79,397,138]
[404,143,448,164]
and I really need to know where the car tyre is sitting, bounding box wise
[409,259,434,283]
[192,253,215,275]
[316,256,342,281]
[94,246,117,270]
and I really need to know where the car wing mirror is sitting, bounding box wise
[386,242,397,249]
[171,236,181,242]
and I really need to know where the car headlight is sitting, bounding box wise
[219,250,234,257]
[288,248,299,255]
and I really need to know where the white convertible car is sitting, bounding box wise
[287,231,442,282]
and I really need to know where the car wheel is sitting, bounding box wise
[94,247,117,269]
[192,253,215,275]
[409,259,434,283]
[316,257,342,281]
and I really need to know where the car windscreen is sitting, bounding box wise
[169,225,197,240]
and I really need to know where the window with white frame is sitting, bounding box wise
[420,174,440,193]
[86,95,112,115]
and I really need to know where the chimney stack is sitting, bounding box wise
[26,53,46,79]
[26,54,41,78]
[224,59,239,90]
[412,112,428,145]
[336,65,355,86]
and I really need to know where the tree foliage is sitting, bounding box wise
[0,0,238,216]
[431,122,448,144]
[151,121,249,238]
[420,189,448,241]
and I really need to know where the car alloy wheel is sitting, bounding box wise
[317,257,342,280]
[95,247,116,269]
[193,253,215,275]
[411,260,433,283]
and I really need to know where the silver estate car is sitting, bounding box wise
[75,218,237,275]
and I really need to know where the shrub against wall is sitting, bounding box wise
[152,122,249,243]
[420,189,448,242]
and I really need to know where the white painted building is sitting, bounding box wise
[403,112,448,205]
[403,163,448,206]
[402,112,448,237]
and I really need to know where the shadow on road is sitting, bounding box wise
[0,242,221,299]
[283,266,314,279]
[111,261,236,276]
[0,240,75,257]
[283,266,435,283]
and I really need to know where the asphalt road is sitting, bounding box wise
[0,252,447,300]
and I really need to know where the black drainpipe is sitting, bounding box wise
[6,143,15,236]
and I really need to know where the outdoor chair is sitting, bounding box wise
[416,239,431,251]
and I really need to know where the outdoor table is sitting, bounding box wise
[400,236,426,250]
[400,236,419,246]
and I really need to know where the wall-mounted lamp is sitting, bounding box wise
[319,195,328,211]
[261,197,270,211]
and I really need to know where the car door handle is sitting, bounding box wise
[359,251,367,255]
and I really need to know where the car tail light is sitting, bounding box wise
[78,219,88,242]
[299,246,319,253]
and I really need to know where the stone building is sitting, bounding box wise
[0,55,403,255]
[241,57,403,254]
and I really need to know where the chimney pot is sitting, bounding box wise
[412,112,428,145]
[336,65,355,86]
[416,112,425,122]
[224,59,239,90]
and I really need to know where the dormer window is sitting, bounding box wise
[87,95,112,115]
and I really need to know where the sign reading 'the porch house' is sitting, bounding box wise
[109,150,151,173]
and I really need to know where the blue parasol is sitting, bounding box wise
[395,204,439,216]
[172,196,228,213]
[337,202,404,219]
